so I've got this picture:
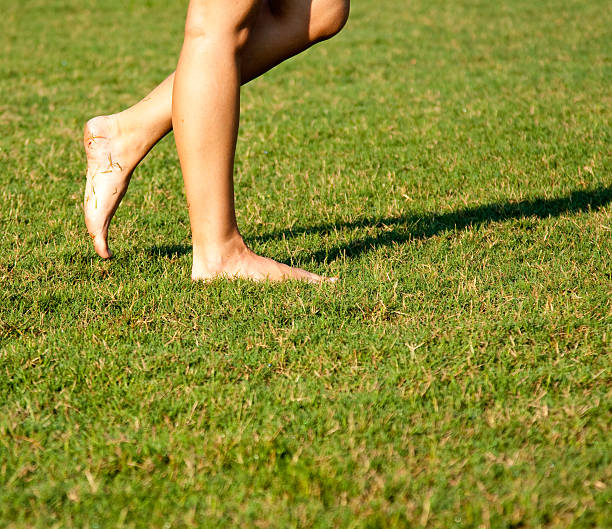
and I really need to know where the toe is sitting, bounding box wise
[309,272,339,284]
[299,269,329,284]
[93,234,112,259]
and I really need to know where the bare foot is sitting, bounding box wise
[83,115,142,258]
[191,240,336,284]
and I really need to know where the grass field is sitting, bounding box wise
[1,0,611,527]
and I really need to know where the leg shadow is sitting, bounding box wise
[146,186,611,262]
[254,185,612,263]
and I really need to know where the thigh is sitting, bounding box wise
[186,0,263,34]
[267,0,313,20]
[266,0,348,41]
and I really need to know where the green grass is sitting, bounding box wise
[1,0,611,527]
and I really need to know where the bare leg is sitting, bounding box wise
[84,0,349,259]
[174,0,339,282]
[83,78,173,258]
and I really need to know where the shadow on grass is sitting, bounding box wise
[148,185,612,262]
[147,243,191,258]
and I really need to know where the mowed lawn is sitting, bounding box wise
[1,0,610,527]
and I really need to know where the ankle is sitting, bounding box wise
[115,108,168,155]
[98,112,150,160]
[192,233,248,269]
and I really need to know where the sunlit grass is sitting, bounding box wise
[0,0,610,527]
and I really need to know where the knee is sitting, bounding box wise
[183,0,260,51]
[312,0,350,41]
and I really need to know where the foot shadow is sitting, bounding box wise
[254,185,612,263]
